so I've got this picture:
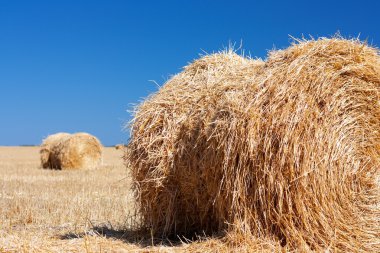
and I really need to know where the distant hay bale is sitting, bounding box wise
[126,39,380,252]
[40,132,103,170]
[40,132,70,169]
[115,144,125,150]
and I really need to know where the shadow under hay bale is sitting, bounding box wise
[40,132,103,170]
[126,39,380,252]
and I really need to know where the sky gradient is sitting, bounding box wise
[0,0,379,146]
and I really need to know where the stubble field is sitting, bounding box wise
[0,146,205,253]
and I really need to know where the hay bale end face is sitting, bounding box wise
[40,132,70,169]
[127,51,265,235]
[126,39,380,251]
[40,132,103,170]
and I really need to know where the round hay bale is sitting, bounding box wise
[126,39,380,251]
[40,132,70,168]
[126,51,265,235]
[115,144,125,150]
[44,132,103,170]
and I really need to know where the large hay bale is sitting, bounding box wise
[126,39,380,251]
[40,132,70,168]
[41,132,103,170]
[126,51,264,234]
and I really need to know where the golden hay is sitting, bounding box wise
[40,132,70,169]
[180,232,284,253]
[41,132,103,170]
[126,51,264,233]
[126,39,380,252]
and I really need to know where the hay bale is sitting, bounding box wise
[126,51,264,234]
[126,39,380,251]
[115,144,125,150]
[41,132,103,170]
[40,132,70,168]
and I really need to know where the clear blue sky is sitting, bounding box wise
[0,0,379,146]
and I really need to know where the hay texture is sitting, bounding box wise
[126,38,380,252]
[40,132,103,170]
[127,51,264,235]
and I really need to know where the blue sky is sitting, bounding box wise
[0,0,379,146]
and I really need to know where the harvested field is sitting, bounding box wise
[0,146,135,252]
[0,147,145,251]
[1,146,275,252]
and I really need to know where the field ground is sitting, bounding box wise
[0,147,216,253]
